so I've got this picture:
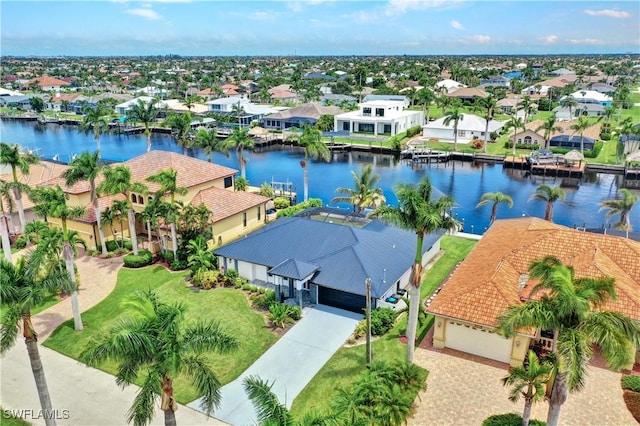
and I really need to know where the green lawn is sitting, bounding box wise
[0,407,31,426]
[43,266,277,404]
[290,235,477,418]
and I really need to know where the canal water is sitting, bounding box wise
[1,119,638,234]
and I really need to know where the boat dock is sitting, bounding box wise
[504,156,585,178]
[401,146,452,163]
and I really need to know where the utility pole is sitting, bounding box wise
[365,277,372,365]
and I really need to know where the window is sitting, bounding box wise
[358,123,374,133]
[243,212,247,227]
[383,124,391,134]
[224,176,233,188]
[257,206,261,221]
[524,136,532,144]
[375,108,384,117]
[457,130,465,137]
[131,194,137,203]
[342,122,350,131]
[362,107,371,116]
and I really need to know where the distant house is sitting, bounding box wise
[427,218,640,367]
[206,97,278,127]
[261,103,343,130]
[435,79,466,94]
[320,94,357,106]
[24,75,70,91]
[214,207,444,312]
[304,72,336,81]
[334,100,424,137]
[0,95,38,109]
[446,87,489,104]
[268,84,299,103]
[362,94,410,108]
[479,75,509,87]
[549,68,575,76]
[565,90,613,107]
[514,120,600,150]
[422,113,504,143]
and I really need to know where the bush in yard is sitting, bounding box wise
[370,307,396,336]
[269,303,294,329]
[160,250,174,264]
[353,320,367,339]
[225,268,239,281]
[192,269,224,290]
[622,375,640,392]
[123,250,153,268]
[287,305,302,321]
[276,198,323,218]
[273,197,291,209]
[14,236,27,249]
[242,283,251,291]
[482,413,546,426]
[252,291,276,310]
[170,259,188,271]
[106,239,132,252]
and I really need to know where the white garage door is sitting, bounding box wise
[445,322,512,364]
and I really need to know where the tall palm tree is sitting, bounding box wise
[569,116,592,154]
[1,252,73,426]
[80,290,238,426]
[443,108,464,152]
[505,115,525,157]
[165,111,193,155]
[0,180,15,261]
[146,168,187,259]
[127,98,161,152]
[63,151,109,255]
[231,101,246,127]
[224,127,254,179]
[559,96,579,121]
[535,114,562,149]
[517,95,535,124]
[194,128,227,163]
[502,350,553,426]
[498,256,640,426]
[475,95,499,153]
[599,188,638,236]
[98,165,147,256]
[331,165,386,214]
[298,124,330,202]
[371,176,458,363]
[79,106,111,158]
[47,185,87,332]
[529,185,565,222]
[0,142,39,233]
[476,191,514,225]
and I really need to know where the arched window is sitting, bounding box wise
[131,194,137,203]
[524,136,532,145]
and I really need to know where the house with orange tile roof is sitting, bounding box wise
[40,151,269,251]
[427,217,640,367]
[24,75,71,91]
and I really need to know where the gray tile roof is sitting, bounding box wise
[214,211,444,298]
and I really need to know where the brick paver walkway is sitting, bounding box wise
[409,331,636,426]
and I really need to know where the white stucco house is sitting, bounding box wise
[333,100,424,137]
[564,90,613,107]
[435,79,466,93]
[422,113,505,143]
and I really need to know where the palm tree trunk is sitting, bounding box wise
[490,203,497,224]
[546,373,568,426]
[522,398,532,426]
[146,221,153,248]
[127,208,139,256]
[13,187,26,234]
[240,148,246,179]
[546,203,554,222]
[483,120,489,153]
[161,376,177,426]
[303,163,309,202]
[146,132,152,152]
[24,315,57,426]
[170,222,178,259]
[93,198,108,256]
[95,135,101,158]
[406,262,422,363]
[63,242,83,331]
[1,214,12,261]
[164,410,177,426]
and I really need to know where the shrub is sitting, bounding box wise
[276,198,323,218]
[353,320,367,339]
[170,259,188,271]
[123,250,153,268]
[160,250,175,264]
[192,269,224,290]
[287,305,302,321]
[14,236,27,249]
[370,307,396,336]
[622,375,640,392]
[224,268,239,281]
[259,182,275,198]
[600,131,612,141]
[273,197,291,209]
[252,291,276,310]
[250,285,258,293]
[235,177,249,191]
[472,139,484,149]
[584,141,603,159]
[406,125,422,138]
[483,414,546,426]
[242,283,251,291]
[269,303,294,329]
[106,240,133,252]
[504,141,540,150]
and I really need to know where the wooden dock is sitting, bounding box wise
[503,156,585,177]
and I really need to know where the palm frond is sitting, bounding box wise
[127,366,162,426]
[556,328,591,392]
[243,375,294,426]
[181,320,238,354]
[182,354,223,415]
[580,311,639,371]
[0,304,22,353]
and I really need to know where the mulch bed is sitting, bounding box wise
[623,390,640,424]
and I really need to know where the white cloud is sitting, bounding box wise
[542,34,558,44]
[126,8,161,20]
[471,34,491,43]
[249,11,279,21]
[342,10,380,24]
[569,38,604,45]
[584,9,629,18]
[385,0,460,16]
[450,20,464,30]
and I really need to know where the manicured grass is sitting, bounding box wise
[290,235,477,418]
[43,266,277,404]
[0,407,31,426]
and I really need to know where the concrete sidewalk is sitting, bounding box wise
[189,304,362,426]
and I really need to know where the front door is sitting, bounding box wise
[289,278,295,298]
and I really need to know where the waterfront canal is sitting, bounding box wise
[1,119,638,234]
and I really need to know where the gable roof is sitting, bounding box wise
[427,218,640,331]
[190,186,269,222]
[214,210,444,298]
[447,87,489,99]
[264,103,343,120]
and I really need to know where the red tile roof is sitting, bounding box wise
[27,75,70,87]
[190,187,269,222]
[427,218,640,330]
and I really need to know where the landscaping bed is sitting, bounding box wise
[622,374,640,423]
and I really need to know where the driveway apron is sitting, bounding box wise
[189,304,362,426]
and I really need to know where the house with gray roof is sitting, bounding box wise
[214,207,444,313]
[261,103,344,130]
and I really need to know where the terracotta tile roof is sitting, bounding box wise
[447,87,489,99]
[427,218,640,330]
[76,194,126,224]
[524,120,601,141]
[27,75,70,87]
[0,161,69,211]
[190,187,269,222]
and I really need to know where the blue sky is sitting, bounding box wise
[2,1,639,56]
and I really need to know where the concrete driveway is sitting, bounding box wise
[189,304,362,426]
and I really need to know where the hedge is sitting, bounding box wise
[504,141,540,150]
[622,375,640,392]
[106,240,133,252]
[276,198,323,218]
[550,141,603,159]
[123,250,153,268]
[483,414,546,426]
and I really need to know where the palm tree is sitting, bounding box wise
[1,252,73,426]
[231,101,246,127]
[331,164,385,214]
[80,290,238,426]
[165,111,193,155]
[569,116,592,154]
[502,350,553,426]
[498,256,640,426]
[505,115,525,157]
[529,185,565,222]
[0,142,39,233]
[79,106,111,157]
[194,128,227,163]
[535,114,562,149]
[443,108,464,152]
[243,376,294,425]
[517,95,535,124]
[476,95,499,153]
[476,192,513,225]
[98,165,147,256]
[47,186,87,331]
[102,199,129,249]
[298,124,331,202]
[224,127,254,179]
[63,151,109,255]
[559,96,579,121]
[146,168,187,259]
[599,188,638,236]
[0,180,15,261]
[127,98,161,152]
[371,176,458,363]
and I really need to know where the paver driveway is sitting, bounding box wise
[409,343,636,426]
[189,304,362,426]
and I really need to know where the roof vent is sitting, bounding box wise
[518,274,529,291]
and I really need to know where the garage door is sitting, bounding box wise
[318,287,366,314]
[445,322,512,364]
